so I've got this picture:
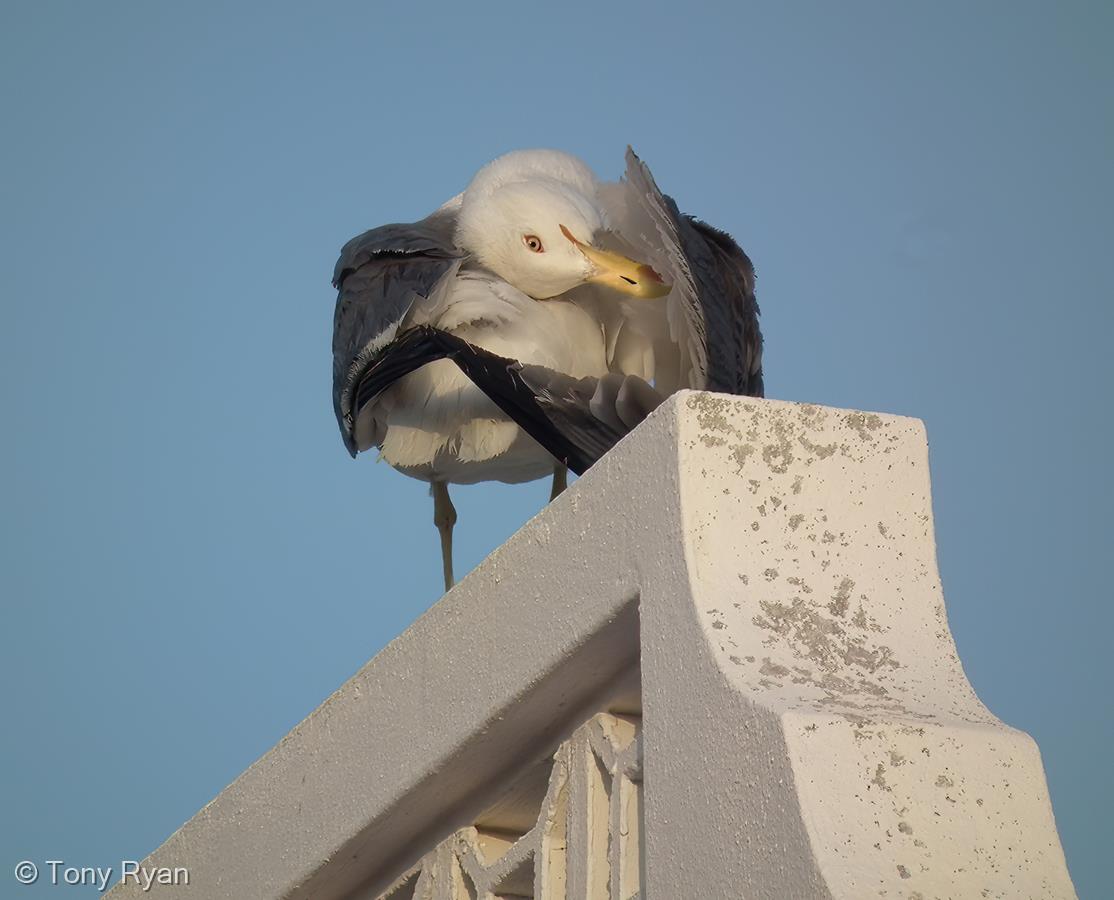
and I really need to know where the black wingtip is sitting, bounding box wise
[349,326,600,476]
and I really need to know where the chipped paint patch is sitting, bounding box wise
[845,411,885,441]
[760,658,791,678]
[828,577,854,617]
[752,595,900,683]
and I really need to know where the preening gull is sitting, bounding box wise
[332,148,762,590]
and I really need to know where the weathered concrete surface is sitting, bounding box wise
[640,395,1075,899]
[105,392,1075,899]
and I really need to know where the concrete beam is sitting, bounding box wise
[105,392,1075,899]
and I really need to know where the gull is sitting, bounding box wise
[332,150,675,591]
[332,150,764,590]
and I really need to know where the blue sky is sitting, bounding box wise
[2,1,1110,896]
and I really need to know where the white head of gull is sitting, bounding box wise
[455,149,670,300]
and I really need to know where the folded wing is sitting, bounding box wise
[352,325,663,476]
[332,209,461,456]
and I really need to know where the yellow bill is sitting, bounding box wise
[560,224,672,299]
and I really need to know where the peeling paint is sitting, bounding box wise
[872,763,891,791]
[798,434,839,460]
[828,577,855,617]
[760,658,791,678]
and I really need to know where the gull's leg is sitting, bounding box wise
[550,463,567,501]
[432,481,457,592]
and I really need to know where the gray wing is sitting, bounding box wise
[331,208,461,456]
[678,215,763,395]
[623,148,764,397]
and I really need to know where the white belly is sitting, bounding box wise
[369,274,607,484]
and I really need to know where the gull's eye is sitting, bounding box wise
[522,234,544,253]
